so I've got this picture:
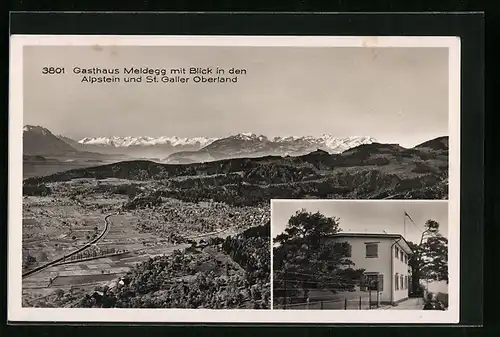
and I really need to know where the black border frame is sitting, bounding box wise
[6,12,484,329]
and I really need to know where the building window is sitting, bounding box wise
[394,246,399,258]
[400,250,404,262]
[365,243,378,258]
[395,273,399,290]
[405,276,408,289]
[404,255,408,264]
[401,275,404,290]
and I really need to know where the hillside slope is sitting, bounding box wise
[24,137,449,201]
[24,125,79,156]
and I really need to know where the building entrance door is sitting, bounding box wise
[365,274,382,309]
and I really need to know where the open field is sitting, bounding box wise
[23,197,105,265]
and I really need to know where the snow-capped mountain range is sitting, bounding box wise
[164,133,378,163]
[78,135,218,148]
[272,134,377,153]
[76,133,376,153]
[23,125,378,162]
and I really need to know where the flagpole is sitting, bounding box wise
[403,211,406,238]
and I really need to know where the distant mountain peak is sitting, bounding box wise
[23,125,52,136]
[23,125,78,156]
[308,148,330,155]
[231,133,269,141]
[239,132,256,137]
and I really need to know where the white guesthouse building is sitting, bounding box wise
[327,233,413,305]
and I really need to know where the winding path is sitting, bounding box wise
[22,213,115,279]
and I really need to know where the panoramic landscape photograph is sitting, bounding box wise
[20,44,449,309]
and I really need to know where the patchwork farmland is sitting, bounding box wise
[22,177,270,308]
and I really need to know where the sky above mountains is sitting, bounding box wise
[24,45,448,148]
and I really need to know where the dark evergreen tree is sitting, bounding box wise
[273,209,364,304]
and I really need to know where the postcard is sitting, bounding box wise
[9,34,459,323]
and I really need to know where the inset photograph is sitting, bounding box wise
[272,200,449,311]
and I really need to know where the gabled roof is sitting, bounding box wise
[326,232,414,255]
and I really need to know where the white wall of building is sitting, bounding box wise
[330,237,392,303]
[392,241,411,303]
[329,236,412,304]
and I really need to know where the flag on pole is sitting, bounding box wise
[404,211,415,224]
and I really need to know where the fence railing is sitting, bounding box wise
[273,273,382,310]
[273,295,379,310]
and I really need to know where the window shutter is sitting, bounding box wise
[377,274,384,291]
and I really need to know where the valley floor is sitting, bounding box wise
[21,179,270,309]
